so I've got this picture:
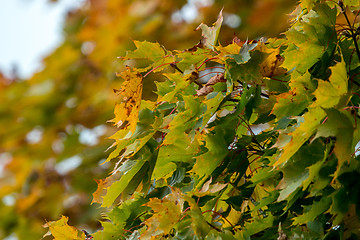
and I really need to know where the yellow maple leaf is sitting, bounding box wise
[259,47,287,78]
[141,188,184,239]
[113,67,143,134]
[43,215,85,240]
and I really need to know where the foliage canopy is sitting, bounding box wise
[44,0,360,239]
[2,0,360,239]
[0,0,299,239]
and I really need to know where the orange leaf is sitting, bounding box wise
[113,67,143,134]
[91,172,120,204]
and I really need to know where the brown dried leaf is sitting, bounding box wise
[196,73,225,96]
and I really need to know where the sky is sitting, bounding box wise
[0,0,84,79]
[0,0,240,80]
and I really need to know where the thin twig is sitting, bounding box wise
[340,2,360,62]
[144,61,180,78]
[202,210,237,231]
[196,57,219,70]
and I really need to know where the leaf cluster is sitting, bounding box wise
[47,0,360,239]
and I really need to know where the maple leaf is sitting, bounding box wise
[43,216,85,240]
[227,40,258,64]
[141,189,184,239]
[124,40,167,63]
[91,172,121,205]
[259,47,287,77]
[273,108,326,167]
[311,57,348,108]
[113,67,143,134]
[196,9,223,50]
[282,4,337,75]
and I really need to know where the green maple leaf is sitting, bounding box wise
[243,214,274,237]
[283,4,336,75]
[153,96,203,180]
[274,107,326,167]
[94,195,148,239]
[176,48,212,71]
[322,109,354,172]
[102,144,157,207]
[312,57,349,108]
[227,40,258,64]
[272,89,310,119]
[292,197,332,225]
[226,50,266,85]
[344,0,359,7]
[124,40,167,62]
[121,40,173,73]
[191,104,239,181]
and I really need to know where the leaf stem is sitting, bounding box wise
[144,61,179,78]
[197,57,219,70]
[198,71,224,79]
[202,210,237,231]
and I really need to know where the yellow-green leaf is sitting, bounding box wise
[43,216,85,240]
[312,58,348,108]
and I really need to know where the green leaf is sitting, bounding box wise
[343,0,360,7]
[277,169,308,202]
[159,72,194,103]
[205,230,237,240]
[192,108,238,180]
[155,80,175,97]
[288,71,316,93]
[329,110,354,167]
[312,57,348,108]
[125,40,167,62]
[226,51,266,85]
[314,109,354,173]
[274,107,326,167]
[153,131,201,180]
[102,146,156,207]
[152,96,203,180]
[283,4,336,75]
[168,167,186,186]
[277,139,324,202]
[292,197,332,225]
[102,160,146,207]
[202,91,226,128]
[188,208,211,237]
[272,90,310,118]
[243,214,274,237]
[252,191,279,212]
[227,41,258,64]
[176,48,212,71]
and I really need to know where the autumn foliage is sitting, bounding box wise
[2,0,360,239]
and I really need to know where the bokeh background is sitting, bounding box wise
[0,0,297,239]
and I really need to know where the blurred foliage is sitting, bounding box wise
[0,0,298,239]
